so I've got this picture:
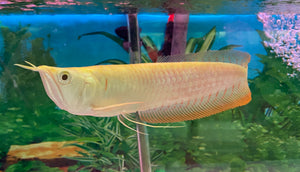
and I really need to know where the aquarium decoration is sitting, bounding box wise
[257,12,300,72]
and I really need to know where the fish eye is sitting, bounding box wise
[58,71,71,84]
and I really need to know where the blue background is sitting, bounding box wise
[0,14,265,78]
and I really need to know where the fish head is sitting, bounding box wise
[15,61,97,113]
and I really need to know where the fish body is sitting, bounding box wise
[15,50,251,123]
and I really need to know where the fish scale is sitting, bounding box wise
[135,62,250,123]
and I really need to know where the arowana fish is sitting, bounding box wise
[15,50,251,124]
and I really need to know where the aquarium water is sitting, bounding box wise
[0,0,300,172]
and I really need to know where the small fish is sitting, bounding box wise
[15,50,251,124]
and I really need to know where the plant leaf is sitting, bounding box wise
[141,54,153,63]
[66,156,95,162]
[195,26,216,53]
[141,36,158,62]
[78,31,124,48]
[95,59,127,65]
[75,137,101,142]
[141,36,157,50]
[218,44,242,50]
[185,38,198,54]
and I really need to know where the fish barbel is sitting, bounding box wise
[15,50,251,123]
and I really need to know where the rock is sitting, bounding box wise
[5,141,85,169]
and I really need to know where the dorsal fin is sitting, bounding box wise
[157,50,251,68]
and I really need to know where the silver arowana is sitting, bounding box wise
[15,50,251,124]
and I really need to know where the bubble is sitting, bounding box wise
[276,19,281,26]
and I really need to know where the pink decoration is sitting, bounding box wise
[45,0,76,6]
[0,0,94,11]
[25,4,36,8]
[20,7,33,11]
[15,0,32,2]
[258,12,300,71]
[0,0,13,5]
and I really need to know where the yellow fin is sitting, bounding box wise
[121,113,184,128]
[92,102,143,112]
[117,115,148,135]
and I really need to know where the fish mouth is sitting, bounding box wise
[39,70,67,110]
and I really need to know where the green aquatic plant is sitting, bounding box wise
[5,161,61,172]
[63,115,139,171]
[78,30,154,63]
[0,25,143,171]
[236,30,300,164]
[0,25,71,168]
[147,110,246,171]
[79,25,241,65]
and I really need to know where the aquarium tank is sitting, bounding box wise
[1,0,300,172]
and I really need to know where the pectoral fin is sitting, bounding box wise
[92,102,143,114]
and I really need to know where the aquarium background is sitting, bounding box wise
[0,14,264,77]
[1,0,300,172]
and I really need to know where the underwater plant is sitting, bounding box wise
[5,160,61,172]
[0,24,141,172]
[239,30,300,162]
[63,115,139,171]
[78,26,241,64]
[0,25,71,168]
